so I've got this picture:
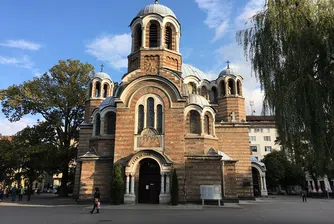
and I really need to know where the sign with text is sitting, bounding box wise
[200,185,222,200]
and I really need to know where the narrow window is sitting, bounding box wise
[89,83,92,98]
[211,87,218,103]
[228,79,235,95]
[165,26,172,50]
[138,105,144,134]
[201,86,207,99]
[103,84,108,98]
[237,80,242,96]
[220,81,226,96]
[157,105,163,134]
[107,112,116,135]
[190,111,201,134]
[149,24,158,48]
[95,114,101,136]
[146,97,155,128]
[134,25,142,51]
[204,115,210,135]
[95,82,101,97]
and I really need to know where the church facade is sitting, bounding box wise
[74,1,255,204]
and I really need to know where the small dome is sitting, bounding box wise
[219,68,237,77]
[94,72,112,80]
[187,94,210,108]
[100,96,116,110]
[137,2,176,18]
[182,64,207,80]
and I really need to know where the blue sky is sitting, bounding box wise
[0,0,265,135]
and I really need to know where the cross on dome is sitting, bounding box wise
[100,64,104,72]
[226,60,231,69]
[155,0,158,4]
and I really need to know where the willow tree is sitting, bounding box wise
[238,0,334,175]
[0,59,94,197]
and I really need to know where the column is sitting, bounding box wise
[263,176,267,190]
[260,176,264,190]
[161,173,165,194]
[160,27,164,49]
[130,175,135,194]
[100,117,105,135]
[142,26,145,48]
[126,175,130,195]
[166,174,170,194]
[201,116,205,136]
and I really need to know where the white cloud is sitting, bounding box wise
[86,33,131,70]
[0,39,42,51]
[236,0,265,29]
[0,55,33,69]
[0,117,39,136]
[195,0,231,41]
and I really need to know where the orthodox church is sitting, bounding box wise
[74,1,265,204]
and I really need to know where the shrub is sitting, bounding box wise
[171,169,179,206]
[110,164,124,205]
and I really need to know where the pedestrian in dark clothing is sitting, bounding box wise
[302,189,307,202]
[0,188,4,202]
[90,187,100,214]
[27,186,32,201]
[11,186,17,201]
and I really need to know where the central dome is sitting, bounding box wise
[137,1,176,18]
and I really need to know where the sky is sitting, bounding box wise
[0,0,265,136]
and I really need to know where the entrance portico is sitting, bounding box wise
[124,150,173,204]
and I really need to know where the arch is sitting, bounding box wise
[237,80,242,96]
[94,113,101,136]
[228,79,236,95]
[201,86,208,99]
[251,162,268,197]
[105,111,116,135]
[146,97,155,128]
[149,21,160,48]
[211,86,218,103]
[189,110,201,134]
[188,82,197,94]
[95,81,101,98]
[134,24,142,51]
[204,114,210,135]
[252,167,261,197]
[88,82,93,98]
[165,26,172,50]
[220,80,226,97]
[103,83,109,98]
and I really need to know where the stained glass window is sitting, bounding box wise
[107,112,116,135]
[146,97,155,128]
[190,111,201,134]
[138,105,144,134]
[157,104,163,134]
[204,115,210,135]
[95,114,101,136]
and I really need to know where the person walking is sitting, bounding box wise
[90,187,100,214]
[11,185,17,202]
[302,189,307,202]
[18,186,24,201]
[0,188,4,202]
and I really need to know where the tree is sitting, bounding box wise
[238,0,334,175]
[0,59,94,197]
[171,169,179,205]
[110,164,124,205]
[0,139,16,185]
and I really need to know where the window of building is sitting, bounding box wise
[134,25,142,51]
[254,128,263,133]
[211,87,218,103]
[237,80,242,96]
[138,105,144,134]
[157,104,163,134]
[103,84,108,98]
[106,112,116,135]
[265,146,272,152]
[267,128,270,133]
[250,146,257,152]
[89,83,92,98]
[220,81,226,96]
[165,26,172,50]
[149,23,158,48]
[95,113,101,136]
[228,79,236,95]
[95,82,101,97]
[249,136,256,141]
[190,111,201,134]
[204,115,210,135]
[146,97,155,128]
[264,136,271,141]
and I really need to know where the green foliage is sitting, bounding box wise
[110,164,124,205]
[0,139,16,183]
[171,169,179,206]
[0,59,94,196]
[238,0,334,175]
[262,150,305,189]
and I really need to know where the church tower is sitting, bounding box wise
[215,61,246,122]
[126,0,182,78]
[84,66,114,123]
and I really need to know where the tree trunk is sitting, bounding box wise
[58,164,69,197]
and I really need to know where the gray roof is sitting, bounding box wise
[182,64,207,80]
[100,96,116,110]
[187,94,210,108]
[94,72,112,80]
[137,3,176,18]
[219,68,237,77]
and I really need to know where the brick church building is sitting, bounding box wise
[74,1,255,203]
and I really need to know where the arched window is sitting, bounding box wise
[228,79,236,95]
[211,87,218,103]
[149,23,158,48]
[220,81,226,96]
[95,113,101,136]
[103,84,108,98]
[237,80,242,96]
[106,112,116,135]
[89,83,92,98]
[146,97,155,128]
[138,105,144,134]
[204,115,210,135]
[190,111,201,134]
[134,25,142,51]
[188,82,197,94]
[95,82,101,97]
[165,26,172,50]
[201,86,207,99]
[157,104,163,134]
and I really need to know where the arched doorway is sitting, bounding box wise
[138,158,161,204]
[252,167,261,197]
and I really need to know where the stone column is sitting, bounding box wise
[100,117,105,135]
[160,27,164,49]
[260,176,264,190]
[142,26,146,48]
[263,176,267,190]
[126,175,130,195]
[161,173,165,194]
[201,116,205,136]
[166,174,170,193]
[130,175,135,194]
